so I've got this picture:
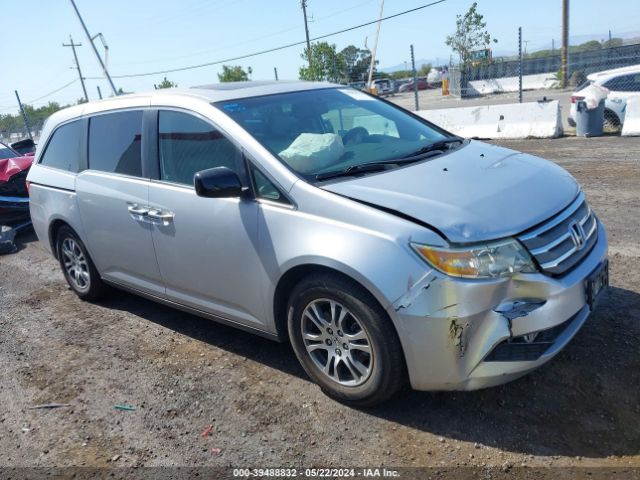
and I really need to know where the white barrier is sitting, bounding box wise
[468,73,557,95]
[417,101,563,139]
[621,97,640,136]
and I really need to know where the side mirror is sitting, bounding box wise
[194,167,243,198]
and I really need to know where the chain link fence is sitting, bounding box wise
[0,117,44,148]
[451,42,640,99]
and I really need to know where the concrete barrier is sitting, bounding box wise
[417,101,563,139]
[621,97,640,136]
[468,72,557,95]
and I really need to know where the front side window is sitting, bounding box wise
[250,164,287,204]
[158,110,239,186]
[88,110,142,177]
[39,120,82,172]
[214,88,449,180]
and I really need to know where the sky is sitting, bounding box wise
[2,0,640,115]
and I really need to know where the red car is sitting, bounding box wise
[398,78,429,92]
[0,141,34,228]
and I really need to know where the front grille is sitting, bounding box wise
[518,192,597,276]
[484,315,575,362]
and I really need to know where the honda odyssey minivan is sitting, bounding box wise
[27,81,608,406]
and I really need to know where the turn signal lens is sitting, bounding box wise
[412,239,537,279]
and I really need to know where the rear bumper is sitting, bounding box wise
[389,222,608,391]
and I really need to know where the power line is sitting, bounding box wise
[114,0,375,68]
[26,79,79,104]
[102,0,446,79]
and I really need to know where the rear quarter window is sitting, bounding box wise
[39,120,83,172]
[88,110,143,177]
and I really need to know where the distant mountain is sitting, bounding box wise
[380,58,449,72]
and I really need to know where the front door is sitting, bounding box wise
[148,109,268,330]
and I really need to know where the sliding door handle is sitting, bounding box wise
[127,204,149,215]
[147,209,174,222]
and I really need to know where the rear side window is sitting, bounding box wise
[158,110,239,186]
[604,74,640,92]
[39,120,82,172]
[89,110,142,177]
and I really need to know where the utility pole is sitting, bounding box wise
[274,67,279,81]
[68,0,118,96]
[301,0,312,63]
[63,35,89,103]
[367,0,384,89]
[14,91,33,141]
[561,0,569,88]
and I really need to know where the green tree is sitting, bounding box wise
[571,40,602,53]
[602,37,623,49]
[0,101,68,139]
[340,45,373,82]
[418,63,432,76]
[299,42,346,82]
[154,76,178,89]
[218,65,249,82]
[445,2,497,66]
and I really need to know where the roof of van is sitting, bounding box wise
[41,81,341,129]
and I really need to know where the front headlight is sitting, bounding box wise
[412,239,537,279]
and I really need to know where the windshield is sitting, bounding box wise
[0,145,18,160]
[214,88,450,180]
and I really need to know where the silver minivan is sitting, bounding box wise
[28,82,609,406]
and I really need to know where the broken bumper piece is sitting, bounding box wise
[388,222,608,391]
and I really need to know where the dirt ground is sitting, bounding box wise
[0,136,639,473]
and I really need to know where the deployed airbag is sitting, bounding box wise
[279,133,344,174]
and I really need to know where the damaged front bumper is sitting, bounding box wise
[389,222,608,391]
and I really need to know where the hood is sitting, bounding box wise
[321,141,579,243]
[0,156,33,183]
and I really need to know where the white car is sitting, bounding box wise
[370,78,393,96]
[569,64,640,128]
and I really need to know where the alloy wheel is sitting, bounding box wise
[61,237,90,292]
[301,298,373,386]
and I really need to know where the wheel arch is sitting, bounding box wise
[604,107,621,126]
[272,259,394,342]
[48,218,72,259]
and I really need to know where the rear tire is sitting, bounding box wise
[287,273,405,407]
[56,226,107,301]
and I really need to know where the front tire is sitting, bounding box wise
[287,273,405,406]
[56,226,107,301]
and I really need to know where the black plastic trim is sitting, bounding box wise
[142,109,159,180]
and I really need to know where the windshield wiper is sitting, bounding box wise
[315,162,390,181]
[401,138,464,158]
[315,138,464,181]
